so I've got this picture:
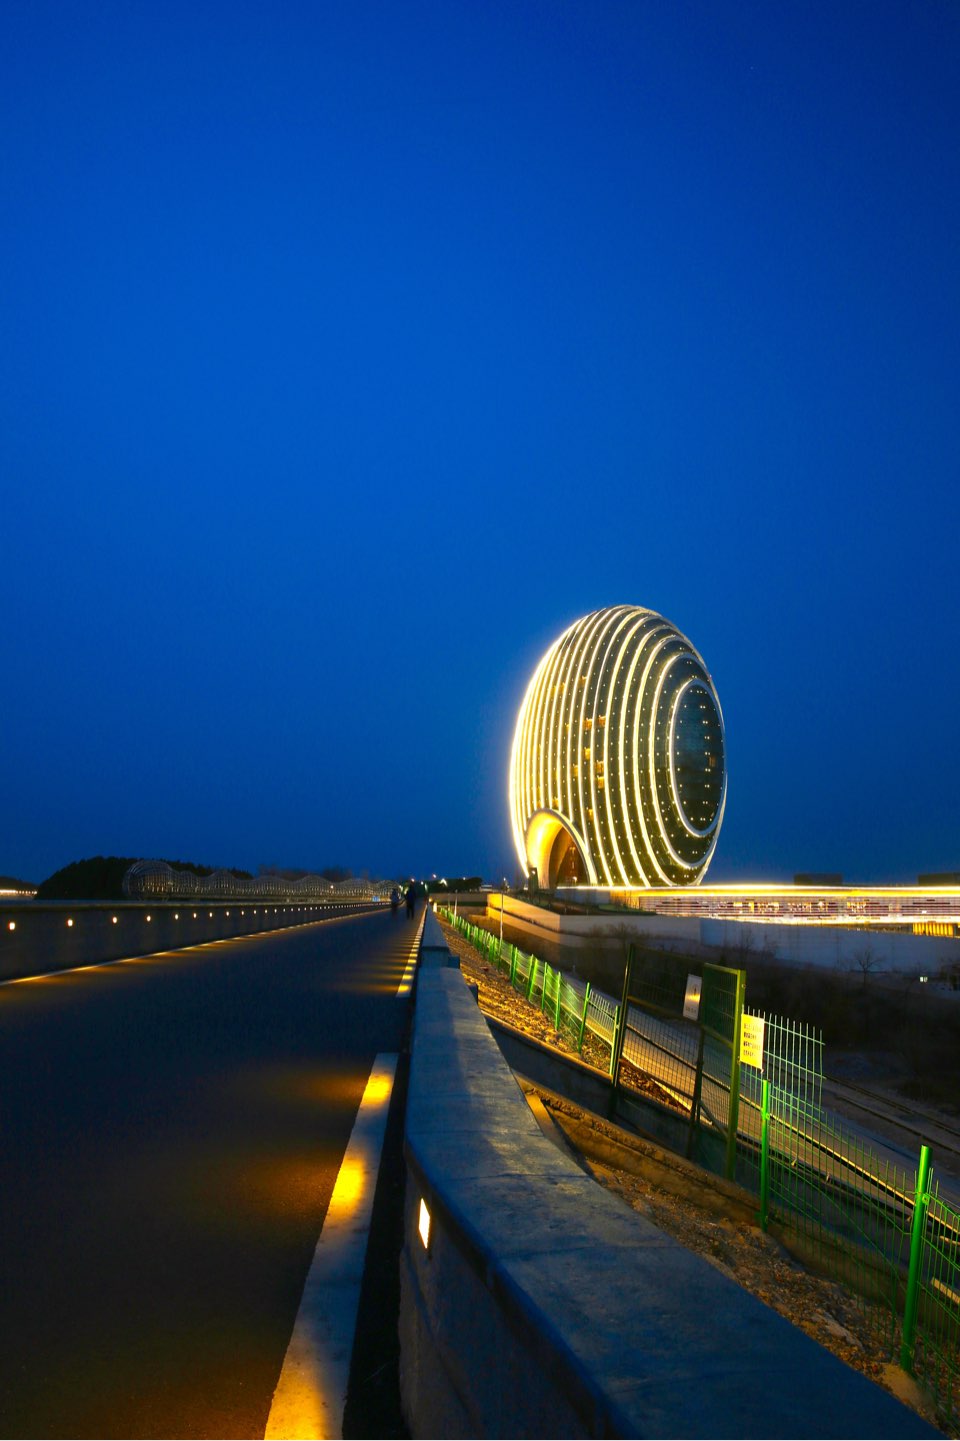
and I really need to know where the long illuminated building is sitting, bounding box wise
[580,883,960,932]
[510,604,726,888]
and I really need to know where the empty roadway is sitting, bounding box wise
[0,906,418,1438]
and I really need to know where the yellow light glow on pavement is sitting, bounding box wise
[265,1053,398,1441]
[396,911,425,996]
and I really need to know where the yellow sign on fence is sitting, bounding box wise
[740,1014,765,1069]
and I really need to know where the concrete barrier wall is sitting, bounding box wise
[490,892,960,976]
[399,916,936,1439]
[491,892,707,955]
[701,915,960,974]
[0,902,381,982]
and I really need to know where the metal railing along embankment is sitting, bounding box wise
[441,908,960,1432]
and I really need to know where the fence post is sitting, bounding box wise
[901,1144,932,1373]
[577,982,591,1053]
[759,1077,771,1232]
[527,957,539,1003]
[725,968,747,1182]
[554,973,562,1032]
[686,1025,706,1162]
[509,944,518,988]
[541,963,550,1014]
[609,945,634,1087]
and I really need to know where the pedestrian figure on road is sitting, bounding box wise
[405,885,415,919]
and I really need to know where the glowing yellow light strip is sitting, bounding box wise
[631,629,675,885]
[573,612,602,871]
[599,883,960,926]
[554,625,578,840]
[520,662,534,843]
[509,645,550,867]
[524,638,558,851]
[616,617,664,885]
[611,883,960,901]
[600,610,645,886]
[530,639,558,828]
[607,616,645,884]
[589,610,621,879]
[561,613,596,864]
[513,613,596,880]
[396,910,426,996]
[542,627,570,818]
[578,609,623,886]
[265,1054,398,1441]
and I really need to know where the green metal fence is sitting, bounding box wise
[911,1174,960,1428]
[438,908,621,1070]
[740,1008,959,1432]
[437,907,960,1430]
[612,947,747,1178]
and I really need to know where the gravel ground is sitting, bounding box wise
[434,913,943,1431]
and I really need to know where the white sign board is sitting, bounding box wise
[683,974,702,1021]
[740,1014,766,1070]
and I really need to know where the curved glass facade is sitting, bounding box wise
[509,605,726,887]
[671,682,724,834]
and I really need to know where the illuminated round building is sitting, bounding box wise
[509,605,726,889]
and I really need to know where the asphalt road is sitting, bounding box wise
[0,906,419,1439]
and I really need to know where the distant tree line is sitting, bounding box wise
[35,856,253,901]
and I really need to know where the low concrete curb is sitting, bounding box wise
[398,918,939,1438]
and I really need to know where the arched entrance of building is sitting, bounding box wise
[524,810,596,890]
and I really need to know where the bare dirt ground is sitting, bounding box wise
[434,912,946,1431]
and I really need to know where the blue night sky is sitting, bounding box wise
[2,1,958,887]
